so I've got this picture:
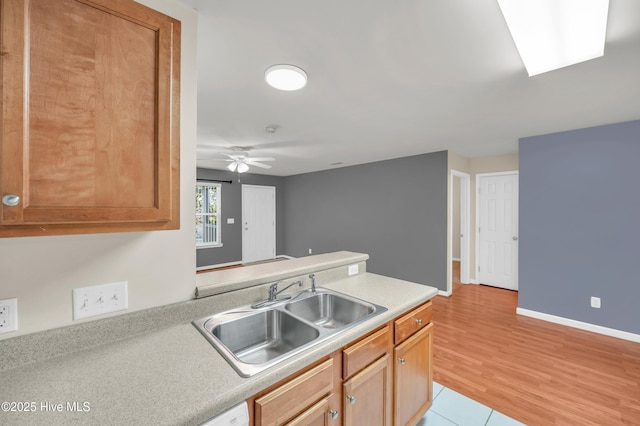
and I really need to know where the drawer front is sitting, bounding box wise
[343,325,390,379]
[256,358,334,426]
[394,301,432,345]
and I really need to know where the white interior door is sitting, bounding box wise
[242,185,276,264]
[478,173,519,290]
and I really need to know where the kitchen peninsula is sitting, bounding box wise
[0,252,437,425]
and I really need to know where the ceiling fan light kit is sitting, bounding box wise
[265,64,308,91]
[216,147,275,173]
[497,0,609,76]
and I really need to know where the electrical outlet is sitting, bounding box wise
[0,298,18,334]
[308,248,312,254]
[73,281,128,320]
[591,296,601,309]
[348,264,359,276]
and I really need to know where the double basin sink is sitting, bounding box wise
[193,287,387,377]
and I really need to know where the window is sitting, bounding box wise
[196,182,221,247]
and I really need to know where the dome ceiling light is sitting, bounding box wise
[265,64,308,91]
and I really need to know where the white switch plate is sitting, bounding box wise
[591,296,601,309]
[348,264,359,276]
[73,281,128,320]
[227,218,235,224]
[0,298,18,334]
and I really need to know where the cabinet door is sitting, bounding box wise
[0,0,180,237]
[255,359,334,426]
[285,394,340,426]
[394,322,433,426]
[343,354,391,426]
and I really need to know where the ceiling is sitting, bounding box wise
[180,0,640,176]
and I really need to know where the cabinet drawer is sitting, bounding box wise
[256,358,334,426]
[394,301,432,345]
[343,325,390,379]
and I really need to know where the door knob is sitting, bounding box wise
[2,194,20,206]
[513,236,518,241]
[329,410,339,420]
[347,395,356,404]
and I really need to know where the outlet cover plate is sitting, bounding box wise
[591,296,601,309]
[73,281,128,320]
[348,264,359,276]
[0,298,18,334]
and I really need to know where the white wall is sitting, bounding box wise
[0,0,198,340]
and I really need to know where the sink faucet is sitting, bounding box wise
[252,280,303,309]
[309,273,317,294]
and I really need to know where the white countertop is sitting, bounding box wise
[1,271,437,425]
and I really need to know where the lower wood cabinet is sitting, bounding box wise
[250,300,433,426]
[255,359,335,426]
[286,394,338,426]
[393,323,433,426]
[343,353,392,426]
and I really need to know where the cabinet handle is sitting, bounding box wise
[2,194,20,206]
[398,357,406,365]
[347,395,356,404]
[415,319,423,325]
[329,409,339,420]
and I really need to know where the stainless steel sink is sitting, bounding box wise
[285,292,375,329]
[193,287,387,377]
[211,310,319,364]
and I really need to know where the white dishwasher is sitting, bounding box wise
[199,402,249,426]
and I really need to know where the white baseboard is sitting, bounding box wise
[438,290,452,297]
[516,307,640,343]
[468,279,479,284]
[278,254,296,259]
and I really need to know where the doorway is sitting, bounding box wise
[242,184,276,264]
[476,172,519,290]
[451,170,470,292]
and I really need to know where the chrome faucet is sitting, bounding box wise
[251,280,303,309]
[309,273,317,294]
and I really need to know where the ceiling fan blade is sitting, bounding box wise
[246,157,275,162]
[246,161,272,169]
[200,157,234,162]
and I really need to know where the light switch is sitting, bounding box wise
[73,281,128,320]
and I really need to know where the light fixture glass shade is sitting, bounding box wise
[237,162,249,173]
[227,161,237,172]
[497,0,609,76]
[265,64,308,91]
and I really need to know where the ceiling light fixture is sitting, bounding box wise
[227,161,250,173]
[497,0,609,76]
[265,64,307,91]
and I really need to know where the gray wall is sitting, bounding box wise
[519,120,640,334]
[282,151,448,290]
[196,168,285,267]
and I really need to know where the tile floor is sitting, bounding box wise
[417,382,525,426]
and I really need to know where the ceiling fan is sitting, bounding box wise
[203,146,275,173]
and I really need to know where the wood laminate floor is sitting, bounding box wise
[452,260,461,293]
[196,257,289,274]
[432,284,640,425]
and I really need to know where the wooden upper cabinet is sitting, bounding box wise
[0,0,180,237]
